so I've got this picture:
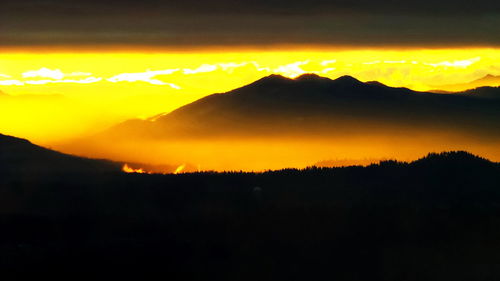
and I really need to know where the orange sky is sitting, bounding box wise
[1,47,499,144]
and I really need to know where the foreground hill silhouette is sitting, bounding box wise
[0,133,122,177]
[1,135,500,280]
[0,134,186,175]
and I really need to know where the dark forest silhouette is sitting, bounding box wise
[1,133,500,280]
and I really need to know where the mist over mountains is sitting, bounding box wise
[432,74,500,93]
[50,74,499,170]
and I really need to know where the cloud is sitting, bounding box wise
[218,62,249,73]
[320,68,336,74]
[0,80,24,86]
[183,64,218,75]
[24,77,102,85]
[23,68,65,79]
[250,62,271,72]
[107,69,180,88]
[424,57,481,68]
[182,62,264,75]
[273,61,310,78]
[321,60,337,66]
[22,68,94,80]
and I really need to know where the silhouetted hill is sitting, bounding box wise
[412,151,491,166]
[0,133,121,177]
[103,74,500,140]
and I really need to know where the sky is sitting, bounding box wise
[1,48,500,143]
[1,0,500,147]
[1,0,500,47]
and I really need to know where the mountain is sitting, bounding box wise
[457,86,500,100]
[103,74,500,139]
[0,133,122,178]
[411,151,494,167]
[59,74,500,171]
[431,74,500,92]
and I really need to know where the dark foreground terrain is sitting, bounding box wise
[1,135,500,280]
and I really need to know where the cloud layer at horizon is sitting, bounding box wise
[0,55,489,89]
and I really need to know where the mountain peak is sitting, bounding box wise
[241,74,294,90]
[256,74,292,83]
[332,75,363,85]
[480,74,500,80]
[294,73,330,82]
[249,74,365,88]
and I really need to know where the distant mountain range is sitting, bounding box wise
[55,74,500,170]
[101,74,500,140]
[432,74,500,92]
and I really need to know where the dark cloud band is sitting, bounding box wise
[1,0,499,47]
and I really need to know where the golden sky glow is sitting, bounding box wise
[1,48,500,143]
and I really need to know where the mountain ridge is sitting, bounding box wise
[102,73,500,140]
[432,74,500,92]
[57,74,500,171]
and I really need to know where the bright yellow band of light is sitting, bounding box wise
[0,48,499,143]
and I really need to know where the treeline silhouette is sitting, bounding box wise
[0,151,500,280]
